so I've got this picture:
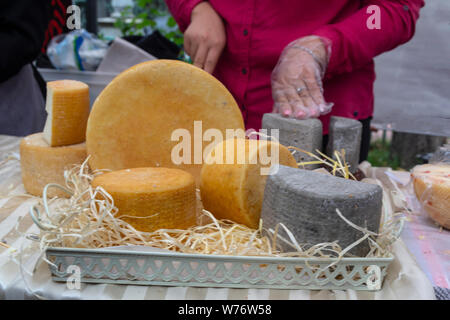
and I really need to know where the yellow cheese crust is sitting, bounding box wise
[43,80,90,147]
[86,60,245,184]
[200,138,298,229]
[91,167,197,232]
[412,164,450,229]
[20,132,87,198]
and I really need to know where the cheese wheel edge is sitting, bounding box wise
[20,133,87,198]
[200,138,298,228]
[412,163,450,229]
[91,167,197,232]
[43,80,90,147]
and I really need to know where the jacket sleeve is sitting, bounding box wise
[165,0,205,32]
[0,0,50,82]
[312,0,424,78]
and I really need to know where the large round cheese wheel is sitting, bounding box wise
[412,164,450,229]
[86,60,245,184]
[91,167,196,233]
[20,133,87,198]
[200,138,298,229]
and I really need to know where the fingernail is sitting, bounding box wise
[319,103,334,115]
[282,109,292,117]
[307,106,319,117]
[295,110,305,118]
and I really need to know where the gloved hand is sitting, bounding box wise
[183,2,226,74]
[271,36,333,119]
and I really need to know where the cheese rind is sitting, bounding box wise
[91,167,197,232]
[43,80,90,147]
[200,138,298,229]
[86,60,245,184]
[20,133,87,198]
[412,164,450,229]
[261,165,383,257]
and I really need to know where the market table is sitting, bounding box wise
[0,135,446,300]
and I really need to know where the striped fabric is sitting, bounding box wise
[0,135,439,300]
[434,287,450,301]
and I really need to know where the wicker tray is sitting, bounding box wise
[45,247,393,291]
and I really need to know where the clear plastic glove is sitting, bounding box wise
[184,2,226,74]
[271,35,333,119]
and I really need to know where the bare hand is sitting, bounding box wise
[184,2,226,74]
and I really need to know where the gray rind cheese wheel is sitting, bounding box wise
[86,60,245,183]
[261,165,383,257]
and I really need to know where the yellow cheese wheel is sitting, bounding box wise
[20,132,87,198]
[200,138,298,229]
[86,60,245,184]
[412,163,450,229]
[91,167,197,232]
[43,80,90,147]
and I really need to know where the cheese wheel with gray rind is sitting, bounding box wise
[43,80,90,147]
[200,138,298,229]
[91,167,197,232]
[412,163,450,229]
[86,60,245,184]
[20,133,87,198]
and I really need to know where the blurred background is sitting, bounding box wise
[35,0,450,170]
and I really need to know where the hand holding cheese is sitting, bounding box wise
[43,80,90,147]
[272,36,333,119]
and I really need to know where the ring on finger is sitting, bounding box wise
[296,87,306,94]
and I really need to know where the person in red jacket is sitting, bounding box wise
[165,0,424,161]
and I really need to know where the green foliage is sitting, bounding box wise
[113,0,185,57]
[136,0,153,7]
[114,6,147,36]
[167,16,177,27]
[368,140,401,170]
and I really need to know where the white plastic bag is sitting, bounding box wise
[47,29,109,71]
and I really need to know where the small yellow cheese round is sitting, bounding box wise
[20,132,87,198]
[412,163,450,229]
[43,80,90,147]
[91,167,197,233]
[200,138,298,229]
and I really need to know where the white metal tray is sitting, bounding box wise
[45,247,393,291]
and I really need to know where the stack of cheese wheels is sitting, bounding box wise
[20,80,90,198]
[85,60,245,185]
[91,167,197,232]
[200,138,298,229]
[412,163,450,229]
